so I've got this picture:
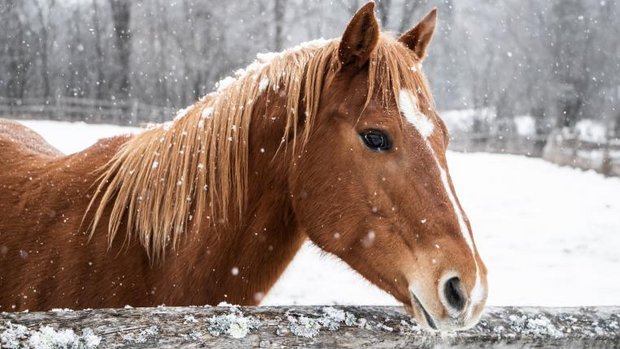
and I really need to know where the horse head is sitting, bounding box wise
[288,3,488,331]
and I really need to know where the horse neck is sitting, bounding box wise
[161,89,306,306]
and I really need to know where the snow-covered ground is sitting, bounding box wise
[13,120,620,307]
[18,120,141,154]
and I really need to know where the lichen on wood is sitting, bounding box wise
[1,306,618,348]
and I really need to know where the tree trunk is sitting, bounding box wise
[375,0,391,28]
[33,0,54,100]
[92,0,105,101]
[615,111,620,138]
[6,4,30,100]
[108,0,131,100]
[274,0,285,51]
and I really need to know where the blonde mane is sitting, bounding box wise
[87,35,434,260]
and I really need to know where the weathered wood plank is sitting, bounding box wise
[1,306,619,348]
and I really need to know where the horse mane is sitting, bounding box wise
[87,34,434,261]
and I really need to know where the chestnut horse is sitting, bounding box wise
[0,3,487,331]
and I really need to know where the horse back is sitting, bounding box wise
[0,119,64,224]
[0,119,63,163]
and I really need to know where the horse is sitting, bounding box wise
[0,3,487,331]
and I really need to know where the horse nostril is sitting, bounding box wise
[444,277,466,312]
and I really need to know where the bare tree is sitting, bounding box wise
[549,0,590,128]
[2,1,31,100]
[92,0,106,101]
[274,0,286,51]
[108,0,131,99]
[375,0,392,27]
[32,0,55,100]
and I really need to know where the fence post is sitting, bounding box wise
[131,98,139,126]
[570,133,579,167]
[54,97,62,121]
[602,128,612,177]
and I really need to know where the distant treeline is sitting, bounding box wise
[1,0,619,137]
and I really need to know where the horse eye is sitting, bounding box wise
[360,130,391,151]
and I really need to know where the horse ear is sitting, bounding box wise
[338,2,380,69]
[399,8,437,61]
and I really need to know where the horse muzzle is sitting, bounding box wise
[407,275,486,331]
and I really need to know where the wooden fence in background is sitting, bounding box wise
[542,133,620,177]
[0,97,176,126]
[449,133,548,157]
[449,132,620,177]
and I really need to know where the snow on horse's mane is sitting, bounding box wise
[155,38,333,131]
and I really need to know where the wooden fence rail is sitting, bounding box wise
[449,133,548,157]
[1,306,619,348]
[0,97,176,126]
[543,132,620,177]
[449,132,620,177]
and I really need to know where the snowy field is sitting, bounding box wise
[16,119,620,307]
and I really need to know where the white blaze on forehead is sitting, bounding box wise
[434,145,485,312]
[398,89,434,139]
[432,147,485,315]
[433,147,484,309]
[436,159,475,254]
[398,89,485,314]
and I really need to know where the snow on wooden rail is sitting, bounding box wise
[1,306,619,348]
